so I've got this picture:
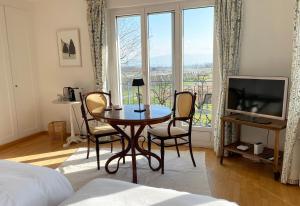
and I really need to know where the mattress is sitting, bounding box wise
[60,178,238,206]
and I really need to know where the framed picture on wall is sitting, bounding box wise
[57,29,82,67]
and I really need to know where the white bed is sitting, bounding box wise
[0,160,74,206]
[0,161,237,206]
[59,178,238,206]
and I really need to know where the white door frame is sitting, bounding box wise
[107,0,216,147]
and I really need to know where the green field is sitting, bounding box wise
[121,70,213,127]
[121,84,212,127]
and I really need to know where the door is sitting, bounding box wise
[115,14,143,105]
[148,12,174,108]
[5,7,39,137]
[110,2,215,147]
[0,6,18,144]
[182,6,215,147]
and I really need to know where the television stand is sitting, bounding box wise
[219,114,287,180]
[236,115,272,124]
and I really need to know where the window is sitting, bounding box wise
[148,12,174,108]
[111,2,215,128]
[183,7,214,127]
[116,15,142,104]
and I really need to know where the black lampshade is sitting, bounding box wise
[132,78,145,86]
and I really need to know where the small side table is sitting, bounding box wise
[52,100,86,147]
[220,114,287,180]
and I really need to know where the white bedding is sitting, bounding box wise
[60,178,238,206]
[0,160,74,206]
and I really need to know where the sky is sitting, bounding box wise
[117,7,214,67]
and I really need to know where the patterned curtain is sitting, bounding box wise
[213,0,243,155]
[87,0,106,91]
[281,0,300,186]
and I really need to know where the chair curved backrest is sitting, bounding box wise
[79,92,92,135]
[85,91,112,116]
[173,91,196,119]
[176,93,193,118]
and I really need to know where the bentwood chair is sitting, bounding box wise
[147,90,197,174]
[80,91,125,170]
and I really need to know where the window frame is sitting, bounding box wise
[107,0,216,133]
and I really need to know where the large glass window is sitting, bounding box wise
[116,15,142,104]
[112,5,214,128]
[148,12,173,108]
[183,7,214,127]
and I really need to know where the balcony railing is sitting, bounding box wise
[121,79,212,127]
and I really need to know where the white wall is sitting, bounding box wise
[0,0,31,9]
[32,0,95,131]
[31,0,295,149]
[239,0,294,149]
[240,0,294,77]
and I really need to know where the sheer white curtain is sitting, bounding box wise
[213,0,243,155]
[87,0,107,91]
[281,0,300,186]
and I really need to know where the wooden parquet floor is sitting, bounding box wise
[0,133,299,206]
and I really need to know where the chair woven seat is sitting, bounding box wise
[91,124,116,135]
[148,126,187,137]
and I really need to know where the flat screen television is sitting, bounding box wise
[226,76,289,120]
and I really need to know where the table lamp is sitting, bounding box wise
[132,78,146,112]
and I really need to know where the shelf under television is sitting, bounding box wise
[224,141,284,164]
[222,114,287,130]
[220,114,287,180]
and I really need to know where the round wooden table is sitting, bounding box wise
[93,104,172,183]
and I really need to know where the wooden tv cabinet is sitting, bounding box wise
[219,114,287,180]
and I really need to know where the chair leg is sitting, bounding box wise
[147,133,151,165]
[174,138,180,157]
[121,137,125,164]
[86,136,90,159]
[161,140,165,174]
[188,135,196,167]
[110,136,113,153]
[95,138,100,170]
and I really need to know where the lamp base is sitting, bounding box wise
[134,109,146,113]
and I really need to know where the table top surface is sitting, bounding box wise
[93,104,172,125]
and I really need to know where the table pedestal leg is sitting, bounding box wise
[63,104,86,147]
[130,126,137,183]
[105,124,161,184]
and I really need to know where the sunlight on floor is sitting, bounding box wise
[6,148,78,167]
